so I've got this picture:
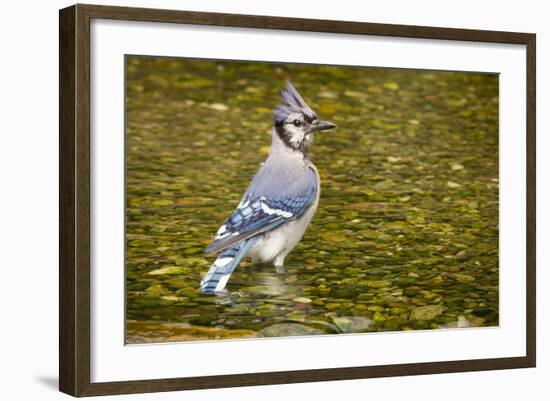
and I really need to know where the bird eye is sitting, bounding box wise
[293,120,302,127]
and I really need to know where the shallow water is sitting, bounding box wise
[125,56,499,343]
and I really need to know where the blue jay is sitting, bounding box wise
[200,81,336,294]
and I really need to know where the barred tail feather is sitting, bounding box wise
[200,237,257,294]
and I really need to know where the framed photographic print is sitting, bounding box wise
[59,4,536,397]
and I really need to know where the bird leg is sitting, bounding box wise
[274,254,286,268]
[274,255,287,274]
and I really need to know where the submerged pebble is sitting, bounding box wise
[410,305,447,321]
[260,323,323,337]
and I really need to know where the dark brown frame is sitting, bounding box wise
[59,3,536,397]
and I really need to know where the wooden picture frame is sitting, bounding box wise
[59,3,536,397]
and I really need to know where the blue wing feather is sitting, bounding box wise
[205,169,317,254]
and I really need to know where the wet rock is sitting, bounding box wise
[365,280,389,288]
[333,316,372,333]
[447,181,461,189]
[126,321,257,344]
[320,232,347,242]
[293,297,312,304]
[260,323,323,337]
[457,315,470,328]
[473,307,493,317]
[455,274,475,283]
[383,82,400,91]
[319,90,338,99]
[410,305,447,320]
[208,103,229,111]
[344,90,367,99]
[161,295,186,302]
[148,265,185,275]
[455,250,474,261]
[451,163,464,171]
[144,284,168,297]
[373,311,387,322]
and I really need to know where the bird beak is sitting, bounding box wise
[309,119,337,133]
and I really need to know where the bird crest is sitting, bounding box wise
[274,80,316,124]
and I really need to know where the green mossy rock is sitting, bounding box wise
[410,305,447,321]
